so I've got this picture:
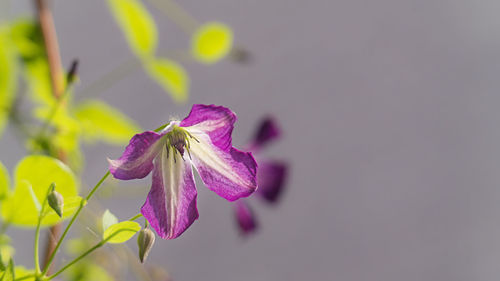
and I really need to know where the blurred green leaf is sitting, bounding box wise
[34,105,82,150]
[0,162,9,200]
[1,155,80,227]
[146,58,189,103]
[0,245,13,270]
[73,100,140,145]
[0,26,18,137]
[107,0,158,57]
[103,221,140,244]
[23,59,55,107]
[191,22,233,64]
[101,209,118,232]
[10,20,44,62]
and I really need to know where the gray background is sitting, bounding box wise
[3,0,500,280]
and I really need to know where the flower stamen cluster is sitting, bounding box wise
[165,125,199,161]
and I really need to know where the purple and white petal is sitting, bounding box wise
[189,132,257,201]
[234,201,258,236]
[180,104,236,151]
[249,116,281,151]
[257,161,288,204]
[141,146,198,239]
[108,131,164,180]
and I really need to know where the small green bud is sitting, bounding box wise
[47,188,64,218]
[137,227,155,263]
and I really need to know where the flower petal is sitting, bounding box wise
[108,131,164,180]
[257,161,288,204]
[234,200,258,236]
[180,104,236,151]
[189,132,257,201]
[141,146,198,239]
[249,117,281,151]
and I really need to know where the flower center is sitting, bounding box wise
[165,126,198,160]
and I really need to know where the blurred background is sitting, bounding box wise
[3,0,500,280]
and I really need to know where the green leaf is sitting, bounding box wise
[73,100,140,145]
[145,58,189,103]
[191,22,233,64]
[103,221,140,244]
[0,162,9,200]
[107,0,158,57]
[1,155,80,227]
[101,209,118,232]
[0,26,18,136]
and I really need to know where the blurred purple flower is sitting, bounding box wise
[234,200,258,235]
[233,116,289,236]
[109,104,258,239]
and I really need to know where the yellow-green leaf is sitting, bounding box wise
[73,100,140,145]
[1,155,80,227]
[0,162,9,200]
[191,22,233,64]
[103,221,140,244]
[0,26,18,136]
[145,58,189,103]
[107,0,158,57]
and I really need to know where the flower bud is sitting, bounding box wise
[66,59,79,85]
[137,227,155,263]
[47,188,64,218]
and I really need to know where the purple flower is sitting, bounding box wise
[233,117,289,236]
[108,104,258,239]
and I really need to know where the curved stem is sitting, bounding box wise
[129,213,143,221]
[41,171,111,276]
[46,227,136,280]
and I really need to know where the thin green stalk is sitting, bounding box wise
[146,0,199,34]
[129,213,143,221]
[46,228,135,280]
[47,240,104,280]
[34,185,53,274]
[41,171,111,275]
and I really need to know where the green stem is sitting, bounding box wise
[46,228,134,280]
[41,171,111,276]
[34,185,53,274]
[47,240,104,280]
[129,213,143,221]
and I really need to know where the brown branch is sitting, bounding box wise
[34,0,66,274]
[35,0,64,99]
